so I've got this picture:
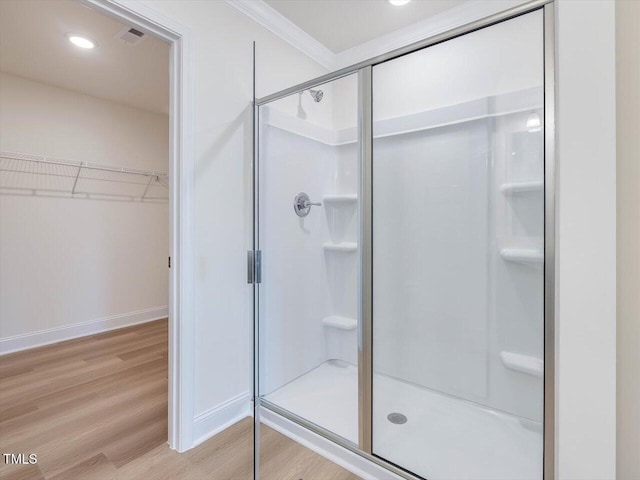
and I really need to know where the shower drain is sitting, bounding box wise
[387,412,408,425]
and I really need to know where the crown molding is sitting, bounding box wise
[225,0,337,70]
[227,0,531,73]
[334,0,529,69]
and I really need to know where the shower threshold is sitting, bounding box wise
[263,361,542,480]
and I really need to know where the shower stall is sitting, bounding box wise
[251,3,555,479]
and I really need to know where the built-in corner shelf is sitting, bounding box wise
[323,242,357,253]
[323,315,357,331]
[323,194,358,205]
[500,248,543,264]
[500,351,543,377]
[500,181,543,195]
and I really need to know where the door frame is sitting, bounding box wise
[254,0,556,478]
[82,0,196,452]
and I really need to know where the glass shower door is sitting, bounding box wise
[256,72,360,455]
[371,10,545,480]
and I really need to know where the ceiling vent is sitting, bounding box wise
[115,27,146,45]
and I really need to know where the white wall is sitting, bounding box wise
[0,72,169,349]
[616,1,640,479]
[556,1,617,479]
[134,0,328,444]
[371,13,543,121]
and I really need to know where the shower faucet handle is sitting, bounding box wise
[293,192,321,217]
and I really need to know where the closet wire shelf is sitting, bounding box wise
[0,151,168,201]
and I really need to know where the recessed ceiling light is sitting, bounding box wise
[66,34,96,49]
[389,0,411,5]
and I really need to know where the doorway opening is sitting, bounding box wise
[0,0,187,475]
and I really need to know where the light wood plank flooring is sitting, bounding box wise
[0,320,361,480]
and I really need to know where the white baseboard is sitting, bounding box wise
[192,391,252,447]
[0,306,168,355]
[260,407,404,480]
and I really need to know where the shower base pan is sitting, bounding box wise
[263,361,542,480]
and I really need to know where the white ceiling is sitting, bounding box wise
[263,0,466,53]
[0,0,170,114]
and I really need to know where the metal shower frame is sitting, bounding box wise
[251,0,556,478]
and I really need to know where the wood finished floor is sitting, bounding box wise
[0,320,361,480]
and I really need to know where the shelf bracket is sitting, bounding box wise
[141,175,157,201]
[71,162,84,195]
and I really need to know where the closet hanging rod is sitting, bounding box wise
[0,151,168,178]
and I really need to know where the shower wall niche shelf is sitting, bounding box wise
[322,315,357,331]
[323,242,358,253]
[0,151,168,201]
[500,180,543,194]
[500,351,543,377]
[500,248,543,264]
[323,193,358,205]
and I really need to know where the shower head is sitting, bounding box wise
[308,89,323,102]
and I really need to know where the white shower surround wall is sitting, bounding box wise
[259,111,359,394]
[373,110,544,423]
[261,87,544,422]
